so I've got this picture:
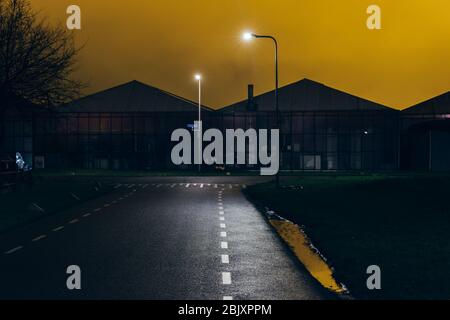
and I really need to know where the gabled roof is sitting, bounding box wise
[219,78,394,112]
[59,80,212,113]
[402,91,450,114]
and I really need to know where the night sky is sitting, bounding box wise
[32,0,450,109]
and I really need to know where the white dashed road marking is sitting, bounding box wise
[219,217,225,221]
[221,254,230,264]
[219,211,224,215]
[82,213,91,218]
[32,235,47,242]
[223,296,233,300]
[220,223,226,229]
[220,232,227,237]
[53,226,64,232]
[222,272,232,285]
[4,246,23,255]
[69,219,79,224]
[221,241,228,249]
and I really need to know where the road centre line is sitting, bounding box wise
[221,241,228,249]
[221,254,230,264]
[219,217,225,221]
[53,226,64,232]
[69,219,79,224]
[220,232,227,237]
[222,272,232,285]
[82,213,91,218]
[220,223,226,229]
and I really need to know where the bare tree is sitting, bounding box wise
[0,0,83,149]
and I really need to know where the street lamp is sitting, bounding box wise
[242,31,280,188]
[194,74,202,172]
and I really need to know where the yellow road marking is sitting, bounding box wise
[269,219,345,293]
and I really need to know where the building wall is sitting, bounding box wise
[21,110,399,171]
[400,115,450,171]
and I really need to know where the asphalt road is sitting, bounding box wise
[0,177,329,300]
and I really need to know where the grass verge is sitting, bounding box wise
[245,175,450,300]
[0,176,114,233]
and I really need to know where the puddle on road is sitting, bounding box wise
[270,219,345,294]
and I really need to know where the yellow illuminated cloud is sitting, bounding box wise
[32,0,450,109]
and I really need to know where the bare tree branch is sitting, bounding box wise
[0,0,85,108]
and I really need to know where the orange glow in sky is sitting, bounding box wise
[32,0,450,109]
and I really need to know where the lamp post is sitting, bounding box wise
[195,74,202,173]
[243,32,280,188]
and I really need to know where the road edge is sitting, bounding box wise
[243,190,354,300]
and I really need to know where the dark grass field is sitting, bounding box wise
[245,175,450,300]
[0,176,114,233]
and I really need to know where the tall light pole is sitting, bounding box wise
[195,74,202,173]
[243,32,280,188]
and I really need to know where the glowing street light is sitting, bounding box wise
[242,31,281,187]
[242,32,254,41]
